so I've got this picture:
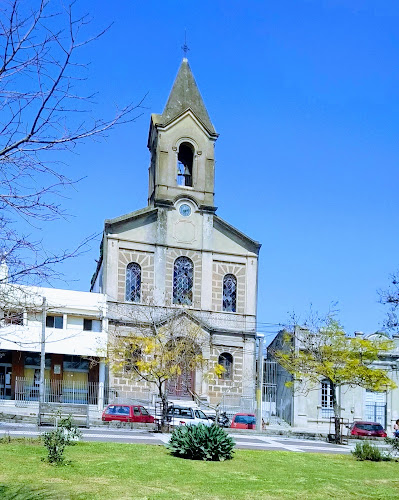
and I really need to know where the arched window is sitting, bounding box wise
[223,274,237,312]
[177,142,194,187]
[124,345,142,373]
[125,263,141,302]
[218,353,233,380]
[173,256,193,305]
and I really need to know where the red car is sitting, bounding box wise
[102,404,154,424]
[349,421,387,437]
[230,413,256,429]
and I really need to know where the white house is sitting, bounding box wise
[0,281,107,407]
[268,329,399,432]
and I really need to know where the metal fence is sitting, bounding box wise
[220,395,255,418]
[263,360,277,422]
[14,378,110,407]
[12,377,154,410]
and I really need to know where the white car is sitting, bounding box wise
[167,405,212,427]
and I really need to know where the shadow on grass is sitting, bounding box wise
[0,484,60,500]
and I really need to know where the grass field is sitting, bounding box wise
[1,439,399,499]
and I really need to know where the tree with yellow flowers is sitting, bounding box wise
[108,308,222,427]
[270,315,396,443]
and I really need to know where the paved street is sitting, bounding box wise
[0,422,360,454]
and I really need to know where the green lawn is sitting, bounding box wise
[0,440,398,499]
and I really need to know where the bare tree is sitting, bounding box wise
[380,272,399,333]
[0,0,144,285]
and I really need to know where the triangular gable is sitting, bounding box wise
[213,216,261,256]
[105,207,158,241]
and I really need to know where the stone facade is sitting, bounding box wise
[91,58,261,406]
[208,345,244,400]
[117,249,154,303]
[165,248,202,308]
[212,261,246,314]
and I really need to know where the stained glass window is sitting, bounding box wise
[218,353,233,380]
[223,274,237,312]
[125,262,141,302]
[173,256,193,305]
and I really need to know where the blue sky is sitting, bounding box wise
[35,0,399,341]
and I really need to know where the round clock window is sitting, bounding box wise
[179,204,192,217]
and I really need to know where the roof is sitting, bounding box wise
[158,58,217,136]
[104,206,158,229]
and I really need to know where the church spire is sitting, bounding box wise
[161,58,217,136]
[147,58,218,210]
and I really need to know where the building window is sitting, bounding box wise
[24,353,51,369]
[173,256,193,305]
[124,346,142,373]
[83,319,92,331]
[63,355,89,372]
[46,316,63,329]
[177,142,194,187]
[83,319,101,332]
[125,262,141,302]
[321,379,334,418]
[222,274,237,312]
[218,352,233,380]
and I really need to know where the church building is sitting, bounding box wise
[90,58,261,406]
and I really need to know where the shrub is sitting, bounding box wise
[43,414,82,464]
[42,428,67,465]
[351,441,390,462]
[59,414,82,445]
[385,437,399,458]
[167,423,235,461]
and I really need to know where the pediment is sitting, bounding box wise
[105,207,158,242]
[213,216,261,256]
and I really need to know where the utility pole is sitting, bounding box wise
[39,297,46,417]
[256,334,264,432]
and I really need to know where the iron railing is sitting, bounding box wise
[12,377,153,409]
[14,377,110,407]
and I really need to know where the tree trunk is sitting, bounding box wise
[158,383,168,431]
[330,380,341,444]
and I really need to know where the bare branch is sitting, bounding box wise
[0,0,145,287]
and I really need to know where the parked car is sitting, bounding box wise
[166,405,212,427]
[102,404,154,424]
[349,421,387,437]
[230,413,256,430]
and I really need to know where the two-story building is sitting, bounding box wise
[0,278,107,408]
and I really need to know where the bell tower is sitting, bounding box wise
[147,58,219,211]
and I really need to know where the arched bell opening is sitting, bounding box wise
[177,142,194,187]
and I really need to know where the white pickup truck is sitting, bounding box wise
[166,405,212,427]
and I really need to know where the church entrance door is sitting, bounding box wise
[166,370,195,399]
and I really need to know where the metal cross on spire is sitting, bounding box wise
[181,30,190,59]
